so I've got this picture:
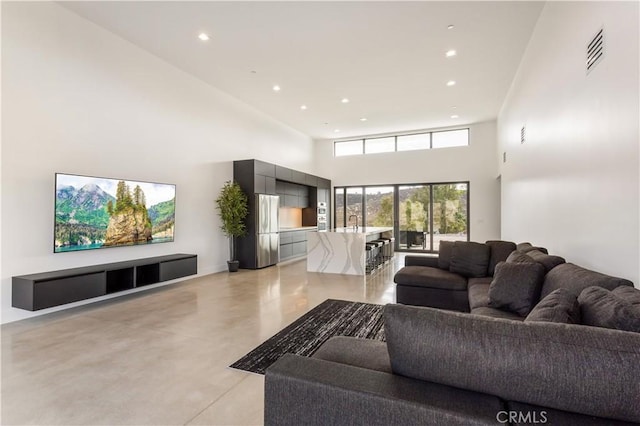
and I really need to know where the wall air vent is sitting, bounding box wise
[521,126,526,144]
[586,27,604,74]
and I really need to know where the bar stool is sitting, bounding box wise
[369,239,386,269]
[365,243,378,274]
[376,237,393,263]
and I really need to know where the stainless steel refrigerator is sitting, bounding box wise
[256,194,279,268]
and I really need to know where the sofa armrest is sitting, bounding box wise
[265,354,503,426]
[405,255,439,268]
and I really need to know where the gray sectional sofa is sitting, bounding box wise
[264,241,640,425]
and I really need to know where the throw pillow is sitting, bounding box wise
[578,286,640,333]
[488,261,546,316]
[485,240,517,276]
[525,288,580,324]
[438,240,455,270]
[449,241,491,278]
[526,250,566,273]
[613,286,640,307]
[506,251,535,264]
[516,242,549,255]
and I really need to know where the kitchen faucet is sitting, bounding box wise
[348,214,359,231]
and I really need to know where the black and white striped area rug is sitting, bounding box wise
[230,299,385,375]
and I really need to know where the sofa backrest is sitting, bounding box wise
[485,240,516,276]
[384,304,640,423]
[540,263,633,299]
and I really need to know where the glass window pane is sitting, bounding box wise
[397,133,430,151]
[432,129,469,149]
[335,188,344,228]
[335,140,363,156]
[398,185,430,251]
[364,137,395,154]
[365,186,394,227]
[432,183,468,251]
[345,187,363,228]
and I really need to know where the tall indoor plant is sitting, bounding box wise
[215,180,248,272]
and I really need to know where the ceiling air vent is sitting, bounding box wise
[586,28,604,74]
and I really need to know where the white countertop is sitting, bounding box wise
[324,227,393,236]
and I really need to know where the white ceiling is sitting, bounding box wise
[60,1,544,140]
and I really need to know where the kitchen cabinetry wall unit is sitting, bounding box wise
[12,254,197,311]
[279,228,316,262]
[233,159,331,269]
[275,181,310,208]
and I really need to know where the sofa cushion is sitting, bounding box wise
[525,288,580,324]
[506,251,535,264]
[470,306,524,321]
[488,261,545,316]
[613,286,640,306]
[449,241,491,278]
[437,240,454,270]
[468,283,490,310]
[384,304,640,423]
[393,266,467,291]
[526,249,566,273]
[517,243,549,254]
[540,263,634,300]
[312,336,391,373]
[485,240,517,276]
[578,286,640,333]
[516,242,532,251]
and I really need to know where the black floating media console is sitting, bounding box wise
[12,253,197,311]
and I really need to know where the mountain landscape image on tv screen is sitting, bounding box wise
[54,173,176,253]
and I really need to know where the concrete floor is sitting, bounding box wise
[1,256,401,425]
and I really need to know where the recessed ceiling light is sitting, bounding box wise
[273,85,281,92]
[198,33,210,41]
[447,25,455,30]
[300,105,307,110]
[334,129,340,133]
[446,80,456,86]
[360,118,368,122]
[341,98,350,103]
[451,114,459,119]
[446,50,457,57]
[451,106,457,109]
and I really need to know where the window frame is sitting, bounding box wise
[333,127,469,157]
[334,181,470,253]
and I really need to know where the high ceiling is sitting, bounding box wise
[60,1,544,140]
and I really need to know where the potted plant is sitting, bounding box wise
[215,180,248,272]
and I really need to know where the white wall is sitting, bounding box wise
[498,2,639,285]
[1,2,314,323]
[314,121,501,243]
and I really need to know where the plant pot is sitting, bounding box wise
[227,260,240,272]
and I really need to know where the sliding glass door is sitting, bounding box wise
[365,186,394,227]
[334,182,469,253]
[432,183,468,251]
[398,185,430,251]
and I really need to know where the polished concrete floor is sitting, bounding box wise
[1,255,402,425]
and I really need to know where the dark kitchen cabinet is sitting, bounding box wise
[234,159,331,268]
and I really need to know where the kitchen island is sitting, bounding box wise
[307,227,393,275]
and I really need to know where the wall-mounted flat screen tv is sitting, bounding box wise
[54,173,176,253]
